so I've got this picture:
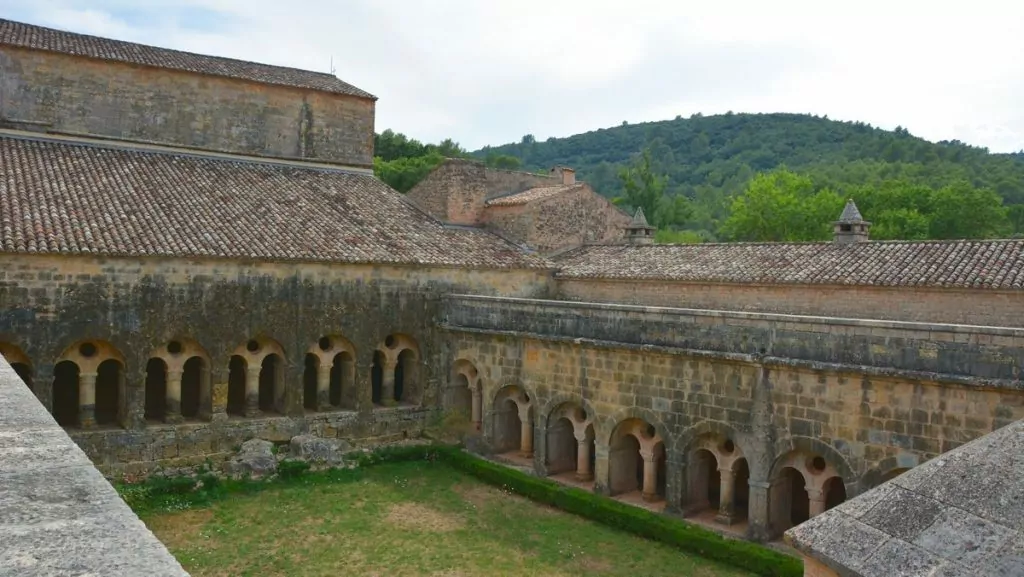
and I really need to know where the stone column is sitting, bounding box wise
[575,438,593,481]
[382,359,396,404]
[745,481,772,542]
[519,416,534,458]
[78,371,97,428]
[470,386,481,430]
[165,369,183,423]
[641,449,659,502]
[715,468,737,525]
[663,454,686,515]
[244,364,261,417]
[317,362,332,410]
[808,487,826,518]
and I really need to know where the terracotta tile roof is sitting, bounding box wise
[485,184,584,207]
[0,133,551,269]
[0,18,375,100]
[552,241,1024,289]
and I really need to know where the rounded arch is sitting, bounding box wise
[678,421,756,475]
[452,358,479,383]
[56,339,126,373]
[490,383,535,412]
[378,332,419,362]
[861,453,921,489]
[0,342,31,366]
[770,436,858,488]
[231,336,286,365]
[308,335,357,365]
[539,393,599,429]
[148,338,211,371]
[599,406,673,452]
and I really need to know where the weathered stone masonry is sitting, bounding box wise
[0,254,550,476]
[440,294,1024,540]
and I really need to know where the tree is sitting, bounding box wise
[721,168,843,241]
[928,181,1010,239]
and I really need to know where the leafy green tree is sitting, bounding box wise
[614,147,692,230]
[373,152,445,193]
[928,181,1010,239]
[721,168,843,241]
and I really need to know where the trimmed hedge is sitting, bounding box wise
[435,447,801,577]
[119,443,800,577]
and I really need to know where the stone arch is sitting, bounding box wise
[538,393,599,430]
[451,358,482,426]
[55,340,126,428]
[376,333,421,405]
[306,335,357,411]
[861,453,920,489]
[491,384,533,456]
[0,342,33,390]
[678,420,757,474]
[767,437,856,536]
[544,400,595,478]
[146,338,211,423]
[230,337,286,416]
[680,424,750,519]
[599,406,673,453]
[607,417,666,501]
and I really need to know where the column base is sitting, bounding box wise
[641,492,660,502]
[714,510,741,526]
[574,472,594,482]
[78,407,95,429]
[519,450,534,459]
[164,412,184,424]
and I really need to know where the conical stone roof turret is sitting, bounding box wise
[838,199,865,223]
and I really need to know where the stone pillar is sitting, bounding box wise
[317,362,332,410]
[575,438,593,481]
[382,359,396,404]
[519,417,534,458]
[470,386,481,430]
[165,369,183,423]
[808,487,826,518]
[663,454,686,515]
[715,468,737,525]
[78,371,97,429]
[244,364,261,417]
[745,481,772,542]
[641,449,659,502]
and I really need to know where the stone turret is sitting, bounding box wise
[833,199,870,244]
[625,207,656,245]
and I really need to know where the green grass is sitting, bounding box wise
[140,460,751,577]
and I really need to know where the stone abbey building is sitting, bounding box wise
[2,17,1023,572]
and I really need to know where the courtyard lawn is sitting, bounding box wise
[140,460,752,577]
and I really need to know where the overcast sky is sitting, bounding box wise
[4,0,1024,152]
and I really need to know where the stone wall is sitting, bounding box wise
[0,356,188,575]
[0,46,375,166]
[557,278,1024,327]
[440,294,1024,539]
[0,254,551,471]
[483,185,632,253]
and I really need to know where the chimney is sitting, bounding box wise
[624,207,656,245]
[833,199,871,244]
[549,166,576,185]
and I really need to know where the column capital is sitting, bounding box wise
[79,371,98,380]
[167,368,183,379]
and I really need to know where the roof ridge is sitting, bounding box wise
[0,18,375,99]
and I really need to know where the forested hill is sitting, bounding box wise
[472,113,1024,236]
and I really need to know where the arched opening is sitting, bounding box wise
[227,355,247,417]
[330,351,353,408]
[609,432,641,496]
[494,398,522,453]
[690,449,721,512]
[95,359,122,426]
[452,373,472,418]
[733,458,751,520]
[371,350,385,405]
[303,353,318,411]
[546,417,577,475]
[823,476,847,511]
[52,360,79,427]
[654,441,667,499]
[880,467,910,485]
[779,467,809,528]
[181,356,204,419]
[394,349,416,404]
[144,358,167,422]
[0,343,32,390]
[259,354,282,413]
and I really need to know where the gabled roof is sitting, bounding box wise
[485,184,584,207]
[0,132,550,270]
[0,18,375,99]
[551,241,1024,289]
[786,419,1024,577]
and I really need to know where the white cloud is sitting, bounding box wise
[3,0,1023,151]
